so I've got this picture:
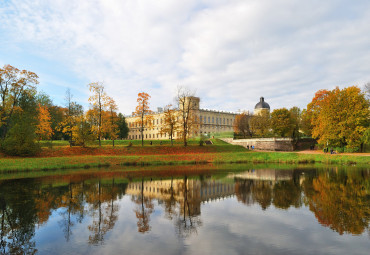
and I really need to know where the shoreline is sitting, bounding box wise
[0,147,368,172]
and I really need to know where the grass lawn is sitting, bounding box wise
[0,139,368,172]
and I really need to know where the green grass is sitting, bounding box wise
[1,138,368,173]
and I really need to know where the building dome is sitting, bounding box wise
[254,97,270,110]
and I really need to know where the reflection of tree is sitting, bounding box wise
[273,180,301,209]
[0,175,126,251]
[235,179,253,205]
[253,182,272,210]
[175,176,202,238]
[235,177,301,210]
[87,178,120,244]
[0,180,38,254]
[163,177,177,220]
[58,182,85,242]
[304,172,370,235]
[132,177,154,233]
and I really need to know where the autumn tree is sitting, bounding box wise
[104,97,119,146]
[307,86,370,150]
[176,86,199,146]
[35,104,53,142]
[300,109,312,137]
[133,92,153,146]
[0,64,39,139]
[59,89,83,146]
[249,110,270,137]
[72,115,95,147]
[160,104,179,146]
[270,108,293,137]
[88,82,110,147]
[233,112,252,138]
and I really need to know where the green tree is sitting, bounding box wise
[2,93,40,156]
[116,113,129,139]
[0,64,39,139]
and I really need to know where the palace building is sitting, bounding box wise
[126,96,270,140]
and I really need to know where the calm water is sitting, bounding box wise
[0,165,369,255]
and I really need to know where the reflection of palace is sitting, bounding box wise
[229,169,293,182]
[127,178,235,216]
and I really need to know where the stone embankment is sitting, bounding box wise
[220,138,294,151]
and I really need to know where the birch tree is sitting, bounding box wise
[88,82,109,147]
[176,86,199,146]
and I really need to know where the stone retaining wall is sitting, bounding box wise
[220,138,294,151]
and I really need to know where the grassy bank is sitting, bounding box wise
[0,139,368,172]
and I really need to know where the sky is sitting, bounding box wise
[1,0,370,115]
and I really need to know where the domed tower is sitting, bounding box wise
[254,97,270,115]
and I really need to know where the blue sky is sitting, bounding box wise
[1,0,370,114]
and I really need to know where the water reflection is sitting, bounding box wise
[0,166,369,254]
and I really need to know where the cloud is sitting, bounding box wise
[1,0,370,113]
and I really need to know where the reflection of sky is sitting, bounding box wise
[33,194,370,255]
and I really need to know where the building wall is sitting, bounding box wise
[126,98,237,140]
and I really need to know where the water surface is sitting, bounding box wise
[0,165,369,254]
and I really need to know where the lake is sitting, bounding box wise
[0,164,369,254]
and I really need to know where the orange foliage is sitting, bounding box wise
[36,104,53,141]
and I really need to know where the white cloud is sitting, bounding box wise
[1,0,370,113]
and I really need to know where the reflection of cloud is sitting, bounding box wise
[185,200,370,255]
[2,1,370,113]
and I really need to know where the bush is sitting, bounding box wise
[2,123,41,156]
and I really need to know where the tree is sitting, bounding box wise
[300,109,312,137]
[116,113,129,139]
[0,64,39,139]
[2,92,40,156]
[289,107,301,140]
[133,92,152,146]
[307,86,370,150]
[270,108,293,137]
[88,82,109,147]
[176,86,199,146]
[35,104,53,142]
[105,97,119,146]
[233,112,252,138]
[160,104,179,146]
[72,115,95,147]
[250,111,270,137]
[59,90,83,146]
[364,82,370,100]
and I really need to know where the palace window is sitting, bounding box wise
[208,116,210,123]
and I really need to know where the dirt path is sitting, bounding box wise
[252,149,370,156]
[296,150,370,156]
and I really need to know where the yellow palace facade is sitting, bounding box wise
[126,97,238,140]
